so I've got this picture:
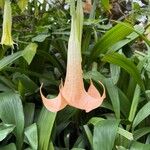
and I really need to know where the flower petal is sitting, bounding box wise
[40,84,67,112]
[88,81,106,99]
[83,81,106,112]
[62,81,105,113]
[1,0,14,48]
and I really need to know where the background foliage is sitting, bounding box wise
[0,0,150,149]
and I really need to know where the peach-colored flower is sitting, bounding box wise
[40,0,105,113]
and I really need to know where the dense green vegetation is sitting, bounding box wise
[0,0,150,149]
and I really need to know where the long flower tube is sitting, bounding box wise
[1,0,14,48]
[40,0,106,113]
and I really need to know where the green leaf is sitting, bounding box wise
[13,73,38,95]
[17,0,28,12]
[0,143,16,150]
[49,141,55,150]
[0,123,15,141]
[118,89,130,117]
[93,119,119,150]
[102,53,144,89]
[118,127,133,141]
[0,75,15,90]
[134,127,150,140]
[130,141,150,150]
[101,0,111,11]
[73,135,85,148]
[133,101,150,129]
[88,117,133,140]
[32,34,50,42]
[91,22,133,58]
[0,0,4,8]
[0,43,37,70]
[116,146,128,150]
[24,123,38,150]
[83,125,93,148]
[24,103,35,127]
[128,85,140,122]
[110,64,120,84]
[0,51,22,70]
[88,117,105,126]
[22,43,38,65]
[105,78,120,119]
[37,107,56,150]
[71,148,85,150]
[84,70,105,81]
[56,107,77,124]
[110,25,144,52]
[0,92,24,149]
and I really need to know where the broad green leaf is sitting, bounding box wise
[93,119,119,150]
[24,103,35,127]
[0,143,16,150]
[71,148,85,150]
[0,123,15,141]
[83,125,93,147]
[18,0,28,12]
[56,122,70,137]
[24,123,38,150]
[105,78,120,119]
[130,141,150,150]
[84,70,105,81]
[13,73,38,95]
[0,75,15,90]
[110,25,144,52]
[88,117,133,140]
[118,128,133,141]
[37,107,56,150]
[128,85,140,122]
[56,107,77,124]
[0,92,24,149]
[110,64,120,84]
[146,134,150,144]
[32,34,50,42]
[0,0,4,8]
[0,83,11,92]
[101,101,113,111]
[37,50,64,73]
[0,44,37,70]
[0,51,22,70]
[118,89,130,117]
[49,141,55,150]
[101,0,111,11]
[133,101,150,129]
[102,53,144,89]
[91,22,133,58]
[22,43,37,65]
[134,127,150,140]
[88,117,105,126]
[116,146,128,150]
[73,135,85,148]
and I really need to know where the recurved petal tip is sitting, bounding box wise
[40,84,67,112]
[84,81,106,112]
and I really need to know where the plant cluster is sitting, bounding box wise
[0,0,150,150]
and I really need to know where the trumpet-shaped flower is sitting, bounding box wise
[1,0,14,48]
[40,0,105,113]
